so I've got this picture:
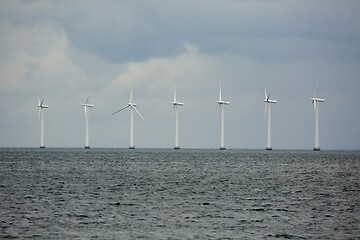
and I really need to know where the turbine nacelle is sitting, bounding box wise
[217,100,230,105]
[264,90,276,104]
[80,95,94,108]
[38,104,49,108]
[172,101,184,106]
[37,98,49,108]
[81,103,94,107]
[263,99,276,104]
[311,98,325,103]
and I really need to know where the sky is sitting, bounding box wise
[1,0,360,150]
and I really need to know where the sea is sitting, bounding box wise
[0,148,359,239]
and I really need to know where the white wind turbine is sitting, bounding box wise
[80,95,94,149]
[171,86,184,149]
[217,82,230,150]
[112,85,144,149]
[37,98,48,148]
[263,90,276,150]
[311,77,325,151]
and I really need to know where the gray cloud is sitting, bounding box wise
[0,0,359,150]
[57,0,360,63]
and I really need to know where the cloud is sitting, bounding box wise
[55,0,360,64]
[104,43,218,98]
[0,21,86,93]
[0,0,66,23]
[0,0,360,149]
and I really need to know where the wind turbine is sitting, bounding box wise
[217,82,230,150]
[171,86,184,149]
[112,85,144,149]
[263,90,276,150]
[311,77,325,151]
[80,95,94,149]
[37,98,48,148]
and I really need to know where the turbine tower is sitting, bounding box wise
[112,85,144,149]
[217,82,230,150]
[263,90,276,150]
[80,96,94,149]
[37,98,48,148]
[171,86,184,149]
[311,77,325,151]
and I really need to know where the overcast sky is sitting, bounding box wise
[1,0,360,150]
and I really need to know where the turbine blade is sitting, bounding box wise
[86,95,89,105]
[112,105,130,115]
[264,89,267,100]
[132,106,145,120]
[314,74,319,98]
[130,83,133,103]
[174,85,176,102]
[87,86,92,98]
[219,81,222,101]
[265,88,270,102]
[37,97,40,106]
[41,98,45,107]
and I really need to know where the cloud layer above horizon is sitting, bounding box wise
[1,0,360,150]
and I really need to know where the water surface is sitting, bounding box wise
[1,148,359,239]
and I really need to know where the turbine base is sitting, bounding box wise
[266,147,272,150]
[219,147,226,150]
[129,146,135,149]
[313,147,321,151]
[174,146,180,150]
[84,146,90,149]
[39,145,45,149]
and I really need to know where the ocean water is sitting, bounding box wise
[0,148,359,239]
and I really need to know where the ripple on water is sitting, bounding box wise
[0,149,359,239]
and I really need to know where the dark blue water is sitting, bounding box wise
[0,148,359,239]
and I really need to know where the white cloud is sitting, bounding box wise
[0,21,87,93]
[105,43,218,99]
